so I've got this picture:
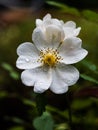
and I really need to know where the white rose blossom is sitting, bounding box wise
[16,14,88,94]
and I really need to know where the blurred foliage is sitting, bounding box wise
[33,111,54,130]
[46,1,81,16]
[1,62,19,80]
[45,0,98,9]
[0,0,98,130]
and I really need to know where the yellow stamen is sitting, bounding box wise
[38,48,62,67]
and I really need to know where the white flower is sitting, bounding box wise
[36,14,81,39]
[16,14,88,94]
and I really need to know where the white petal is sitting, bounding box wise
[62,49,88,64]
[63,21,81,37]
[32,28,47,50]
[43,14,51,21]
[52,19,62,26]
[45,25,64,48]
[17,42,39,56]
[16,42,41,69]
[16,55,41,69]
[73,27,81,36]
[34,67,52,93]
[36,19,42,26]
[36,14,52,28]
[63,27,81,37]
[59,37,88,64]
[50,69,68,94]
[33,26,64,50]
[64,21,76,28]
[57,64,79,86]
[21,69,36,86]
[50,64,79,94]
[21,67,52,93]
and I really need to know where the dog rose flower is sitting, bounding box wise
[16,14,88,94]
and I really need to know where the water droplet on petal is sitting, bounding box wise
[25,58,30,62]
[39,82,43,85]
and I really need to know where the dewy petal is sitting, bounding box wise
[17,42,39,56]
[34,67,52,93]
[16,42,41,69]
[16,55,41,69]
[50,64,79,94]
[21,67,52,93]
[59,37,88,64]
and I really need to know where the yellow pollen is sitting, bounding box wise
[44,53,56,66]
[38,48,62,67]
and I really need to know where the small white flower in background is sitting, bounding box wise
[16,14,88,94]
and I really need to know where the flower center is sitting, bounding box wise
[38,48,62,67]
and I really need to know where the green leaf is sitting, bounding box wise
[22,98,36,107]
[72,99,92,110]
[4,116,24,124]
[2,62,13,71]
[1,62,19,80]
[81,60,98,74]
[82,10,98,23]
[46,1,67,9]
[10,71,19,80]
[33,111,54,130]
[80,74,98,84]
[55,123,69,130]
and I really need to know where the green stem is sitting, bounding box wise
[66,93,72,130]
[35,93,47,116]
